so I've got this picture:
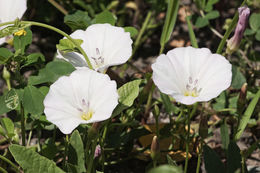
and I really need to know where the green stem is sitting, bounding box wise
[0,167,7,173]
[101,123,108,172]
[241,156,245,173]
[63,135,69,170]
[87,138,98,173]
[0,155,19,173]
[26,129,32,147]
[132,11,152,57]
[216,0,247,54]
[184,109,191,173]
[20,103,25,146]
[0,21,93,69]
[155,114,159,138]
[153,160,157,168]
[196,140,202,173]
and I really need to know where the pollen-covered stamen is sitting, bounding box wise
[91,48,105,67]
[184,77,202,97]
[78,99,93,121]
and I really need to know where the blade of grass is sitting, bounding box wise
[235,89,260,141]
[160,0,180,54]
[186,15,198,48]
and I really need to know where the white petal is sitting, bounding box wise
[152,54,184,95]
[198,54,232,100]
[56,50,88,68]
[0,0,27,22]
[44,68,118,134]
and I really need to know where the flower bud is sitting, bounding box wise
[94,144,101,159]
[88,122,101,140]
[150,136,160,161]
[237,83,247,114]
[199,114,208,139]
[3,66,10,80]
[226,6,250,54]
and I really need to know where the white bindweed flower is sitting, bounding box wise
[43,68,118,134]
[152,47,232,105]
[57,23,133,72]
[0,0,27,44]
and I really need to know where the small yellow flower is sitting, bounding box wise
[14,29,27,36]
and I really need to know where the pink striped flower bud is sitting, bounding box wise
[227,6,250,54]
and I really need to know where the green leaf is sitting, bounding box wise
[56,39,83,54]
[204,0,219,12]
[205,10,220,20]
[235,89,260,140]
[231,65,246,89]
[220,121,229,150]
[13,27,32,55]
[118,80,142,107]
[112,80,142,118]
[185,15,198,48]
[0,48,13,64]
[95,10,116,25]
[41,138,58,160]
[203,144,225,173]
[160,92,175,114]
[21,53,45,68]
[9,144,65,173]
[244,28,255,36]
[28,60,75,85]
[22,85,45,115]
[227,141,242,173]
[255,30,260,41]
[0,94,12,115]
[124,27,138,37]
[0,117,15,138]
[195,16,209,28]
[64,10,92,31]
[148,165,183,173]
[68,130,86,173]
[249,13,260,31]
[212,92,226,111]
[4,89,19,110]
[160,0,180,47]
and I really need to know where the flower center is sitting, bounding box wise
[91,48,104,69]
[77,99,93,121]
[184,77,202,97]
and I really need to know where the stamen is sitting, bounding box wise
[81,110,93,121]
[189,77,193,84]
[186,84,191,90]
[77,108,83,112]
[194,79,198,85]
[96,48,100,55]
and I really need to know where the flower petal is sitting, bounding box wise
[0,0,27,22]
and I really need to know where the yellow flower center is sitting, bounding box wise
[14,29,27,36]
[81,110,93,121]
[184,90,199,97]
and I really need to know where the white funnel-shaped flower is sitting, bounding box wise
[152,47,232,105]
[57,23,133,72]
[44,68,118,134]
